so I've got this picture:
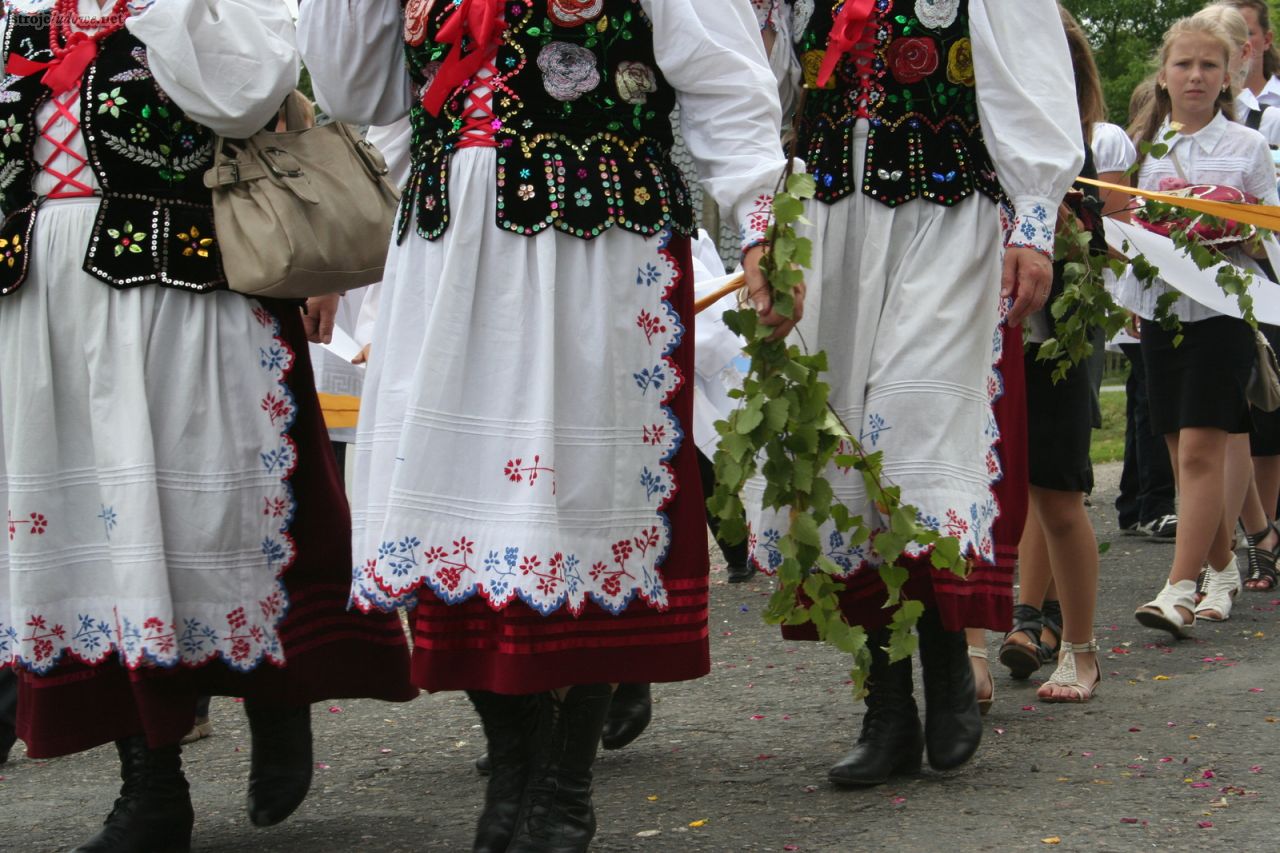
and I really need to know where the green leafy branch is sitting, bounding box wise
[709,172,969,696]
[1037,208,1131,382]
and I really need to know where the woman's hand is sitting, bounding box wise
[352,343,372,365]
[1002,247,1053,327]
[302,294,341,344]
[743,245,805,342]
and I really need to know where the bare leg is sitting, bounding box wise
[1246,455,1280,590]
[1007,514,1055,651]
[964,628,991,705]
[1240,475,1268,542]
[1224,434,1255,547]
[1143,428,1230,624]
[1030,487,1099,700]
[1253,455,1280,522]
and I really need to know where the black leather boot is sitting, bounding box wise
[468,691,537,853]
[506,683,612,853]
[244,700,313,827]
[0,667,16,764]
[828,632,923,787]
[600,682,651,751]
[917,609,982,770]
[73,737,193,853]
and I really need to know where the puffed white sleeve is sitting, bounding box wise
[643,0,790,252]
[296,0,414,126]
[970,0,1084,258]
[1090,122,1136,176]
[1244,133,1280,206]
[124,0,298,139]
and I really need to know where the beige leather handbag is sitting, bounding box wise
[203,92,400,299]
[1249,328,1280,413]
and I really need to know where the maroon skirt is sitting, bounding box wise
[783,321,1028,638]
[405,235,711,694]
[14,303,415,759]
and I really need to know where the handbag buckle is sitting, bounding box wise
[262,147,304,179]
[355,139,390,177]
[216,161,241,185]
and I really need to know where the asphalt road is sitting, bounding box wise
[3,462,1278,852]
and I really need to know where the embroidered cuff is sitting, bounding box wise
[1004,196,1057,259]
[736,191,775,255]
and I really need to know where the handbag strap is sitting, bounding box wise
[202,145,269,188]
[1168,145,1189,184]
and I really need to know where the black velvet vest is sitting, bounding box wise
[0,18,223,296]
[790,0,1003,208]
[399,0,694,242]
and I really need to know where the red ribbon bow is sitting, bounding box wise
[816,0,877,90]
[6,32,99,96]
[420,0,506,117]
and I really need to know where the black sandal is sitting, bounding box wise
[999,603,1051,680]
[1041,599,1063,656]
[1245,522,1280,592]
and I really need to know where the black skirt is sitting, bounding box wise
[1025,348,1095,493]
[1141,315,1253,436]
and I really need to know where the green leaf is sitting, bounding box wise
[762,397,790,432]
[886,626,918,662]
[878,564,909,606]
[791,513,821,548]
[772,193,804,223]
[787,172,816,199]
[735,407,764,434]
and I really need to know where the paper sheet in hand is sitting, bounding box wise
[321,325,365,367]
[1103,218,1280,325]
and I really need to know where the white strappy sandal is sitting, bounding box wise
[968,645,994,715]
[1195,556,1243,622]
[1038,640,1101,703]
[1134,579,1197,638]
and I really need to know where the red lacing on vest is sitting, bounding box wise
[456,64,499,150]
[39,88,95,199]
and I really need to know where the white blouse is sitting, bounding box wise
[297,0,789,248]
[970,0,1083,254]
[1235,88,1280,148]
[1127,112,1279,322]
[1091,121,1136,176]
[1258,74,1280,109]
[125,0,298,140]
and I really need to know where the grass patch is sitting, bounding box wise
[1093,388,1126,465]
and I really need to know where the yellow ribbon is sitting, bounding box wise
[1077,176,1280,231]
[317,392,361,430]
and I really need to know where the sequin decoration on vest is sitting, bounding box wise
[790,0,1003,207]
[0,13,223,296]
[399,0,695,242]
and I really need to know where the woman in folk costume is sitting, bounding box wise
[299,0,794,849]
[744,0,1082,786]
[0,0,416,850]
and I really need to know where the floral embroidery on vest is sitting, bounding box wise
[790,0,1003,208]
[399,0,694,242]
